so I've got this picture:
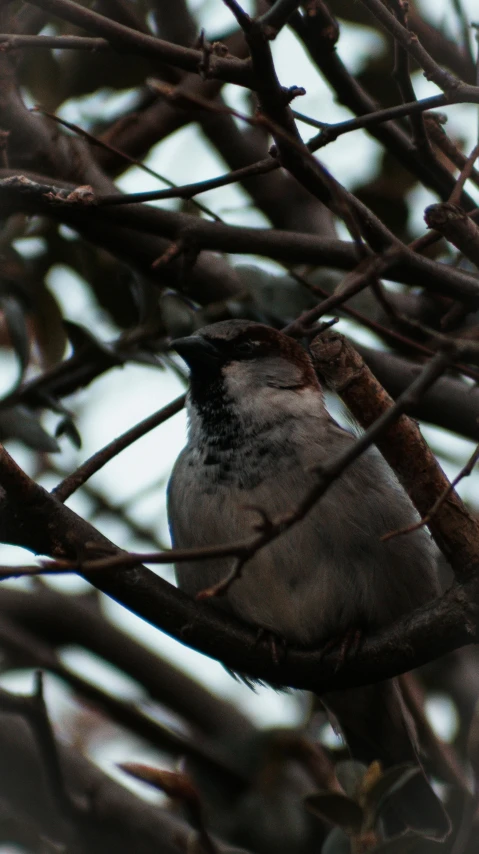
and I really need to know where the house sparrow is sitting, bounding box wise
[167,319,450,840]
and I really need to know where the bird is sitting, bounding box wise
[167,318,450,841]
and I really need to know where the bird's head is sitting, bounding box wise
[172,320,322,434]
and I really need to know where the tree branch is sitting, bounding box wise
[53,394,185,502]
[3,173,479,303]
[23,0,256,88]
[310,332,479,580]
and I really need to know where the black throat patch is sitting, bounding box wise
[190,371,242,453]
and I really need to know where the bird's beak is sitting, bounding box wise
[171,335,222,368]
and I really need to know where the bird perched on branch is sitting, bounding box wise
[167,319,450,841]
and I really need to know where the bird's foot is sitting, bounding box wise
[255,628,288,665]
[320,627,363,673]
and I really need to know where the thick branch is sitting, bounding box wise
[0,585,254,743]
[357,344,479,441]
[0,714,199,854]
[3,173,479,303]
[425,203,479,269]
[0,448,477,692]
[0,615,243,785]
[310,332,479,580]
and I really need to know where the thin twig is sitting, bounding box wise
[296,93,449,139]
[283,265,479,383]
[119,764,219,854]
[0,564,71,579]
[259,0,302,36]
[426,115,479,193]
[94,158,277,206]
[358,0,462,92]
[283,248,402,337]
[389,0,432,154]
[52,395,185,503]
[37,109,223,222]
[449,142,479,205]
[93,90,478,209]
[0,33,110,51]
[311,333,479,580]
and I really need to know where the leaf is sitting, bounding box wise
[362,764,420,818]
[64,320,114,361]
[31,284,67,368]
[0,406,60,452]
[305,791,364,833]
[0,294,30,383]
[55,416,82,449]
[335,760,369,799]
[63,320,97,353]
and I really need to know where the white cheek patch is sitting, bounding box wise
[223,361,324,423]
[224,356,304,392]
[222,361,257,398]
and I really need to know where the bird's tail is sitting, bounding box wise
[323,679,451,841]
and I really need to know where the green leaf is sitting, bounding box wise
[305,791,364,833]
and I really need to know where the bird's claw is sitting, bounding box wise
[255,627,288,665]
[320,627,363,672]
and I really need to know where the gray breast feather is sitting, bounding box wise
[168,427,438,647]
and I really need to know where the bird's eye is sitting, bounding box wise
[235,339,256,355]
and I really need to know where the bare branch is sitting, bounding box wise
[23,0,256,88]
[310,333,479,580]
[52,394,184,502]
[358,0,462,92]
[0,32,111,51]
[0,433,477,694]
[4,173,479,303]
[259,0,302,36]
[425,202,479,269]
